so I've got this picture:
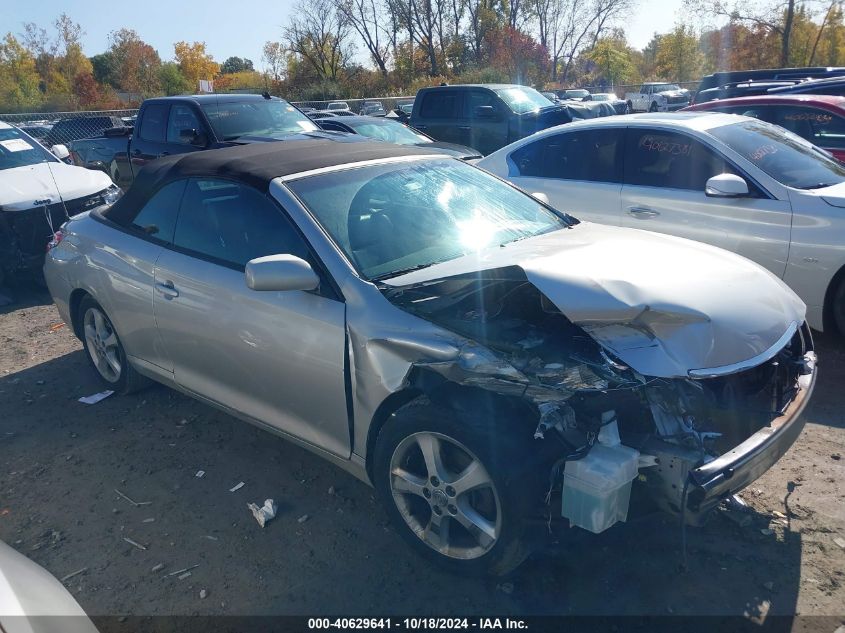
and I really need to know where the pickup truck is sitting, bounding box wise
[624,83,690,113]
[70,94,323,190]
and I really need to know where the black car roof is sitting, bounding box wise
[104,138,435,224]
[142,94,292,105]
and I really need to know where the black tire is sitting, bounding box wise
[649,101,658,112]
[833,277,845,337]
[373,396,546,576]
[626,101,633,114]
[77,295,148,395]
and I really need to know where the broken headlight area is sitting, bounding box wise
[381,270,815,534]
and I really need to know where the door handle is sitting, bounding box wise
[155,281,179,300]
[627,206,660,218]
[458,125,471,130]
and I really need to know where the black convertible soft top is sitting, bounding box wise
[104,138,437,225]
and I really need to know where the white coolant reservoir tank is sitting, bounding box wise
[562,411,640,533]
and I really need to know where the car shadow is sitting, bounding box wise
[0,350,814,619]
[0,284,53,315]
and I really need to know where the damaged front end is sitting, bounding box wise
[379,266,816,533]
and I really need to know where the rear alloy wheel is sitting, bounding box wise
[78,296,147,394]
[374,398,540,576]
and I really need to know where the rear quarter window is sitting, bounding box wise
[419,92,461,119]
[138,104,169,142]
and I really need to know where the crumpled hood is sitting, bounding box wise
[384,222,806,378]
[0,162,112,212]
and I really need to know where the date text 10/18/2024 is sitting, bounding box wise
[308,618,529,630]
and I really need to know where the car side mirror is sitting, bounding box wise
[245,254,319,292]
[51,144,69,159]
[180,128,207,147]
[531,192,550,205]
[475,105,496,118]
[705,173,749,198]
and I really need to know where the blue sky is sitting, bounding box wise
[6,0,685,70]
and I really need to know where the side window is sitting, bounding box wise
[625,129,735,191]
[420,92,460,119]
[466,90,496,117]
[166,105,203,144]
[138,104,168,142]
[173,178,310,269]
[129,180,186,243]
[510,129,623,183]
[771,106,845,149]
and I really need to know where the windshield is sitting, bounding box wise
[201,99,318,140]
[652,84,681,92]
[591,94,612,101]
[347,120,429,145]
[494,87,555,114]
[0,127,56,170]
[710,119,845,189]
[288,158,571,280]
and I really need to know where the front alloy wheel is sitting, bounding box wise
[374,397,541,576]
[389,432,501,560]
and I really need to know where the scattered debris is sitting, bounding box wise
[497,582,514,595]
[142,518,155,523]
[114,489,151,507]
[248,499,277,528]
[49,323,65,331]
[763,581,775,592]
[179,419,189,426]
[328,486,335,496]
[151,563,164,573]
[722,496,752,527]
[166,565,199,577]
[229,482,245,493]
[834,536,845,550]
[178,571,192,580]
[760,528,774,536]
[772,511,787,519]
[297,514,310,524]
[60,567,87,582]
[195,470,205,478]
[199,589,208,599]
[78,390,114,405]
[122,537,147,551]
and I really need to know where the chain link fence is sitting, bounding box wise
[0,110,138,147]
[291,96,416,116]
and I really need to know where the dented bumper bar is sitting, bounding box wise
[686,352,817,513]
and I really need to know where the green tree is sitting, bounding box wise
[654,23,702,81]
[588,37,635,86]
[108,29,162,96]
[158,62,191,95]
[0,33,43,111]
[221,56,254,73]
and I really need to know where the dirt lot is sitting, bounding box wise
[1,287,844,621]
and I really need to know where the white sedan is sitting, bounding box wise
[478,112,845,336]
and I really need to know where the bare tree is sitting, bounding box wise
[391,0,451,75]
[686,0,800,66]
[336,0,392,75]
[284,0,353,81]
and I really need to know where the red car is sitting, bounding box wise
[684,94,845,161]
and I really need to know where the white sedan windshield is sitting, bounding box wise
[289,159,572,280]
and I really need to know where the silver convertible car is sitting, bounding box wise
[45,141,816,575]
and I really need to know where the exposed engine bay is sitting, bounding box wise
[382,266,816,531]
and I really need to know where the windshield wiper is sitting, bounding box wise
[223,135,242,141]
[371,261,444,282]
[797,182,839,190]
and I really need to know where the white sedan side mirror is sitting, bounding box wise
[51,144,70,160]
[531,192,550,205]
[245,254,319,292]
[705,173,749,198]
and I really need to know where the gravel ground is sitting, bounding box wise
[1,288,843,619]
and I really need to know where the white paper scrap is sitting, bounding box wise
[78,390,114,405]
[229,481,245,492]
